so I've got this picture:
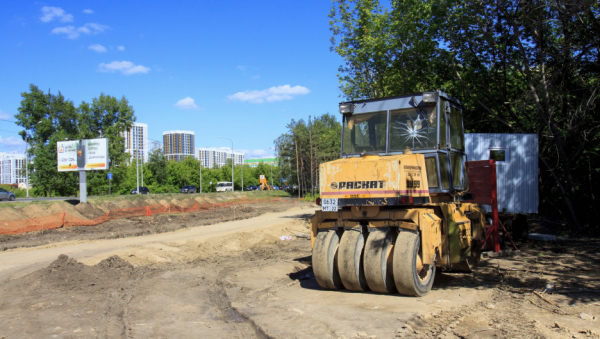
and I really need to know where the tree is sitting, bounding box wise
[15,85,136,197]
[275,114,342,197]
[329,0,600,230]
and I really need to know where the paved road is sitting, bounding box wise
[0,196,78,203]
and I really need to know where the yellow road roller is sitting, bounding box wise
[311,91,486,296]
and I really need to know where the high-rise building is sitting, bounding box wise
[163,130,195,161]
[123,122,149,163]
[197,148,244,168]
[0,155,26,184]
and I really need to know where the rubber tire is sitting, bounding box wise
[338,229,369,292]
[393,231,435,297]
[9,195,15,201]
[312,230,343,290]
[363,229,396,294]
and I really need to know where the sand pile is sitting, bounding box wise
[75,203,107,220]
[131,199,148,207]
[146,198,160,206]
[0,207,26,221]
[96,202,121,213]
[116,200,134,209]
[21,204,48,219]
[169,198,186,208]
[47,203,88,220]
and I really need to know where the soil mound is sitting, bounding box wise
[47,203,88,220]
[182,198,197,207]
[96,255,135,273]
[21,204,48,218]
[0,207,25,221]
[96,202,120,213]
[146,198,160,206]
[131,199,148,207]
[75,203,107,219]
[170,198,186,208]
[116,200,134,209]
[159,199,170,207]
[29,254,138,293]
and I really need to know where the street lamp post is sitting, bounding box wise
[219,136,234,191]
[24,121,42,198]
[269,147,276,188]
[25,135,29,198]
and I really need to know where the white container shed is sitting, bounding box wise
[465,133,538,214]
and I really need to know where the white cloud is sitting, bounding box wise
[98,61,150,75]
[0,109,11,120]
[88,44,107,53]
[239,149,271,158]
[0,135,25,155]
[228,85,310,104]
[0,150,25,157]
[174,97,199,110]
[117,45,125,51]
[40,6,73,23]
[83,9,94,14]
[52,23,109,39]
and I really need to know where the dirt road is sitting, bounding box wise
[1,204,599,338]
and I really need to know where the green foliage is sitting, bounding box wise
[329,0,600,231]
[275,113,342,197]
[14,84,135,197]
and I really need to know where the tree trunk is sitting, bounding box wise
[294,136,301,198]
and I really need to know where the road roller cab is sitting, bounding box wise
[311,91,486,296]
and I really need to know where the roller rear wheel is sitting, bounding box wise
[393,231,435,297]
[312,230,343,290]
[363,229,396,294]
[338,229,369,292]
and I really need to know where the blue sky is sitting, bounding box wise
[0,1,344,159]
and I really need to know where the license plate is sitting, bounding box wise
[321,198,338,211]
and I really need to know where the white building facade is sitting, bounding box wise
[197,148,244,168]
[0,155,26,184]
[123,122,149,163]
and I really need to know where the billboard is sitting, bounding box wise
[57,138,109,172]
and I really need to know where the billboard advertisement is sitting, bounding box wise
[57,138,109,172]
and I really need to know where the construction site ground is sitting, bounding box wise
[0,199,599,338]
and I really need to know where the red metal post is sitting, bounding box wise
[490,160,500,252]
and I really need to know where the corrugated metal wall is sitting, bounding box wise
[465,133,538,214]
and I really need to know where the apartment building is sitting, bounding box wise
[123,122,149,163]
[0,155,26,184]
[197,148,244,168]
[163,130,195,162]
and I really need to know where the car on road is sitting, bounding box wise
[180,185,197,193]
[0,188,16,201]
[246,185,258,191]
[131,187,150,194]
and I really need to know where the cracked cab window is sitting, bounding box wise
[389,106,437,151]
